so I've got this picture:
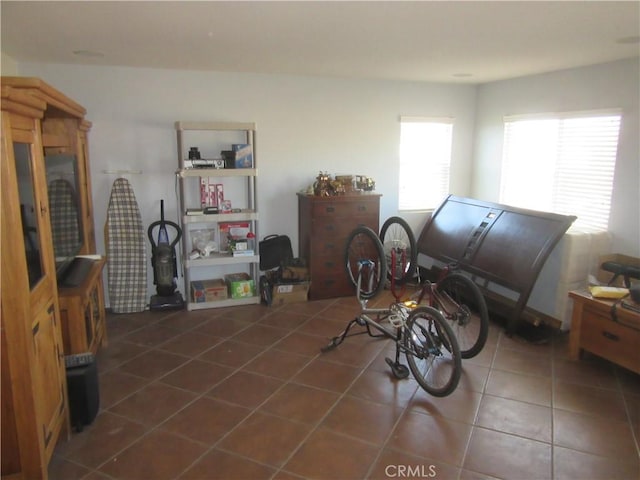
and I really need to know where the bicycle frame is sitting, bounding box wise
[324,231,463,396]
[413,265,463,323]
[325,258,419,361]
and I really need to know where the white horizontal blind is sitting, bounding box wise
[399,117,453,210]
[500,111,621,231]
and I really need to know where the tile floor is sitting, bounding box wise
[50,292,640,480]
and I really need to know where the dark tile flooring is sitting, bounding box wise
[50,292,640,480]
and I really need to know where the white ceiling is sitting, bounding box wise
[2,1,639,84]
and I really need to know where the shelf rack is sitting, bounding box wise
[175,121,260,310]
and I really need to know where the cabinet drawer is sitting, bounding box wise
[309,274,353,300]
[310,255,344,276]
[308,257,352,300]
[311,216,378,239]
[580,309,640,373]
[310,238,343,256]
[311,199,379,218]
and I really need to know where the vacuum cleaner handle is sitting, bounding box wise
[148,220,182,249]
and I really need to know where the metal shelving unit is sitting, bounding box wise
[175,121,259,310]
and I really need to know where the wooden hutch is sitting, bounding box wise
[1,77,105,479]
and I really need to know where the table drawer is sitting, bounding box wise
[580,308,640,373]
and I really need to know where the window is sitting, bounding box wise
[500,111,621,231]
[399,117,453,211]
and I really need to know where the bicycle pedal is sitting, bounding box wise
[388,314,403,328]
[385,357,410,379]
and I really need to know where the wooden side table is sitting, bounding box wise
[58,257,108,355]
[568,290,640,374]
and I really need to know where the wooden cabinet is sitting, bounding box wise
[1,77,101,479]
[4,76,97,255]
[298,193,381,300]
[1,83,69,479]
[569,290,640,374]
[58,258,107,354]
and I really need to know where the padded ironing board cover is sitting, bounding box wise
[106,177,147,313]
[48,178,81,257]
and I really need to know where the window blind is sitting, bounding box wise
[399,117,453,211]
[500,111,621,231]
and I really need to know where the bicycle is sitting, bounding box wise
[321,225,462,397]
[379,217,490,359]
[380,216,417,285]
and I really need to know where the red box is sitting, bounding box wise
[219,221,250,251]
[200,179,223,207]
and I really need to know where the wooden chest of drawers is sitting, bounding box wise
[568,290,640,374]
[298,193,381,300]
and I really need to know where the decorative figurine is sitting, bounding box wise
[356,175,376,191]
[313,171,332,196]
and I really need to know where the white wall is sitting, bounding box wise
[15,62,476,304]
[472,58,640,256]
[12,58,639,308]
[1,52,18,75]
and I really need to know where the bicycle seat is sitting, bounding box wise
[601,261,640,288]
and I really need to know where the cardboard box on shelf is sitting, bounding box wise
[191,278,228,303]
[200,179,223,207]
[232,144,253,168]
[215,183,225,207]
[219,221,251,252]
[221,144,254,169]
[225,273,255,298]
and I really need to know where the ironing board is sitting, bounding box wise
[48,178,80,257]
[105,178,147,313]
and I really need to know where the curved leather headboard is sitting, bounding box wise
[417,195,576,333]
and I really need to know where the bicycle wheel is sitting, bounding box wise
[434,272,489,359]
[379,216,417,285]
[344,226,387,300]
[403,306,461,397]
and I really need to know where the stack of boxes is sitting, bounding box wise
[190,273,256,303]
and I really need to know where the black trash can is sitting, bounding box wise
[65,353,100,432]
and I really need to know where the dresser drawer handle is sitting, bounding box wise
[602,331,619,342]
[325,261,335,268]
[325,206,335,213]
[357,205,367,212]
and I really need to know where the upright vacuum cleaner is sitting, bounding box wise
[148,200,184,311]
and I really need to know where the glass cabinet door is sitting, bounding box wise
[13,142,45,289]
